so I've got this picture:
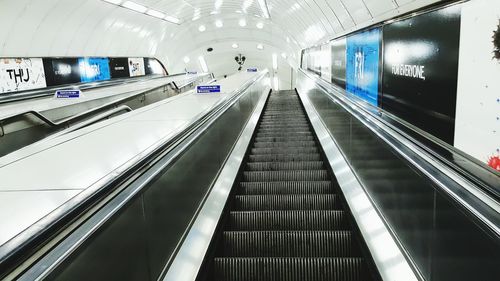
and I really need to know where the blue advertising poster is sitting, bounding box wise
[346,28,381,106]
[78,58,111,83]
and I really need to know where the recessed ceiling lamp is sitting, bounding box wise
[183,56,190,63]
[215,19,223,28]
[257,43,264,50]
[239,19,247,27]
[281,52,287,59]
[199,25,206,32]
[256,22,264,29]
[232,43,239,49]
[122,1,147,13]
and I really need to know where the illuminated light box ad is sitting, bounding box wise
[109,58,130,78]
[79,58,111,83]
[346,28,381,107]
[331,37,346,87]
[381,5,461,144]
[128,58,145,77]
[43,58,81,86]
[0,58,46,94]
[454,0,500,170]
[145,58,164,75]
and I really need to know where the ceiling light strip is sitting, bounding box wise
[102,0,180,25]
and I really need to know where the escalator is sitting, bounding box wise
[203,90,376,281]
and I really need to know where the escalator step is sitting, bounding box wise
[213,257,368,281]
[233,194,340,211]
[242,170,329,181]
[229,210,348,231]
[250,147,318,155]
[221,231,355,257]
[238,181,334,195]
[246,161,323,171]
[252,141,317,148]
[255,136,315,142]
[256,132,313,138]
[249,153,321,162]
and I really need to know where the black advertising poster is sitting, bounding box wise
[144,58,164,75]
[381,5,462,144]
[43,58,81,87]
[331,37,346,87]
[109,58,130,78]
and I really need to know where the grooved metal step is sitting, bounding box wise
[213,257,369,281]
[250,147,318,155]
[233,194,341,211]
[256,132,313,138]
[246,161,323,171]
[255,135,315,142]
[222,231,356,257]
[228,210,348,231]
[238,181,334,195]
[248,154,322,162]
[252,141,317,148]
[242,170,329,182]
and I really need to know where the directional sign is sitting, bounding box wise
[197,85,221,94]
[55,89,81,99]
[247,67,258,72]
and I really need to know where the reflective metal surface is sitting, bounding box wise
[15,72,270,280]
[298,88,419,281]
[296,70,500,281]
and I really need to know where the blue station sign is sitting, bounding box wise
[247,67,258,72]
[55,89,81,98]
[197,85,221,94]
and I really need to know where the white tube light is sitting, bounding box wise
[103,0,122,5]
[272,53,278,70]
[122,1,147,13]
[199,56,209,73]
[257,0,270,19]
[165,16,180,24]
[147,9,165,19]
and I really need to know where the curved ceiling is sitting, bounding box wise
[0,0,440,79]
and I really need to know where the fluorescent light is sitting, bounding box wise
[122,1,147,13]
[257,0,270,18]
[257,43,264,50]
[272,53,278,70]
[215,0,223,9]
[239,19,247,27]
[236,10,243,14]
[103,0,122,5]
[146,9,165,19]
[165,16,180,24]
[286,37,290,43]
[215,19,223,28]
[232,43,239,49]
[199,56,209,73]
[183,56,190,63]
[256,22,264,29]
[198,25,206,32]
[273,76,279,90]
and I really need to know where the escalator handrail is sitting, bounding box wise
[0,70,269,280]
[0,73,211,132]
[298,68,500,237]
[0,72,190,104]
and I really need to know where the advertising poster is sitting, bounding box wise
[145,58,165,75]
[320,43,332,83]
[78,58,111,83]
[382,5,461,144]
[109,58,130,78]
[43,58,81,86]
[128,57,145,77]
[331,37,346,87]
[346,28,381,106]
[0,58,46,94]
[455,0,500,170]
